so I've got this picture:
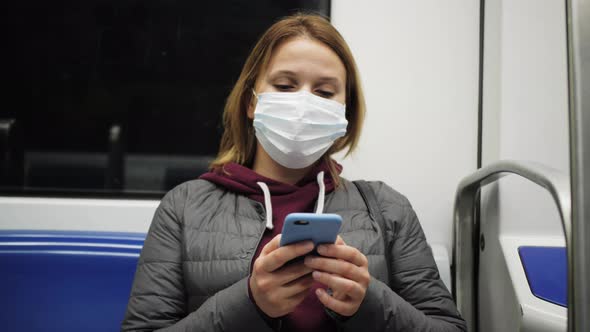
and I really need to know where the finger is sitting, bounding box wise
[335,236,346,245]
[304,256,366,283]
[274,262,313,286]
[279,274,314,298]
[269,285,310,318]
[332,289,346,301]
[261,234,282,256]
[312,271,365,300]
[316,243,368,267]
[260,241,314,272]
[316,288,357,317]
[324,285,346,301]
[282,287,310,312]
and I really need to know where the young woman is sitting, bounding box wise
[122,14,466,332]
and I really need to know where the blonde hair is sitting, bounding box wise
[209,13,366,186]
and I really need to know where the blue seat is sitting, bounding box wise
[0,230,145,331]
[519,246,567,307]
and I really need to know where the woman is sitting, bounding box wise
[122,13,466,332]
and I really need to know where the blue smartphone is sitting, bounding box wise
[280,213,342,247]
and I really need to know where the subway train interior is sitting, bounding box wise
[1,1,588,331]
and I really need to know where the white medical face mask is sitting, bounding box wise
[252,90,348,169]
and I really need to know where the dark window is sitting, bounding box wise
[1,0,331,198]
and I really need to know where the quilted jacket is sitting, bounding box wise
[121,178,466,331]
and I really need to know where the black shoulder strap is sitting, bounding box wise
[353,180,392,284]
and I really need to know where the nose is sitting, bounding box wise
[296,84,313,93]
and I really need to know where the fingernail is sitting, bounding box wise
[312,271,321,279]
[316,288,324,297]
[304,256,312,264]
[317,245,326,254]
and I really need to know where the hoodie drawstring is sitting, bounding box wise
[256,181,274,230]
[315,171,325,214]
[256,171,326,230]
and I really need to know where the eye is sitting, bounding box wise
[274,84,294,91]
[316,90,335,98]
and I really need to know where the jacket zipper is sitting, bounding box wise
[248,203,266,275]
[248,202,284,331]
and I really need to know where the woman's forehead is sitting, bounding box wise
[264,37,346,83]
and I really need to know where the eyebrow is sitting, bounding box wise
[269,70,297,79]
[316,76,341,84]
[268,70,342,85]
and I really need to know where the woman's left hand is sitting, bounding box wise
[304,236,370,317]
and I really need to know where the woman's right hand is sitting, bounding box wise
[249,234,315,318]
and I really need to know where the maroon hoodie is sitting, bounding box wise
[199,160,341,332]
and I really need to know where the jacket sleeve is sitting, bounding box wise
[339,181,467,332]
[120,184,274,332]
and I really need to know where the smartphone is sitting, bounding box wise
[279,213,342,247]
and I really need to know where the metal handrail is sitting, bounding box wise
[452,160,572,332]
[566,1,590,331]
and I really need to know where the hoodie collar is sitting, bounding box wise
[256,171,326,230]
[199,160,342,230]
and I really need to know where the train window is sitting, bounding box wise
[0,0,330,198]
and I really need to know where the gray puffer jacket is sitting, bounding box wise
[121,178,466,331]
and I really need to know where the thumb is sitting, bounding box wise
[261,234,282,256]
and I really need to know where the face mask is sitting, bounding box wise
[252,90,348,169]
